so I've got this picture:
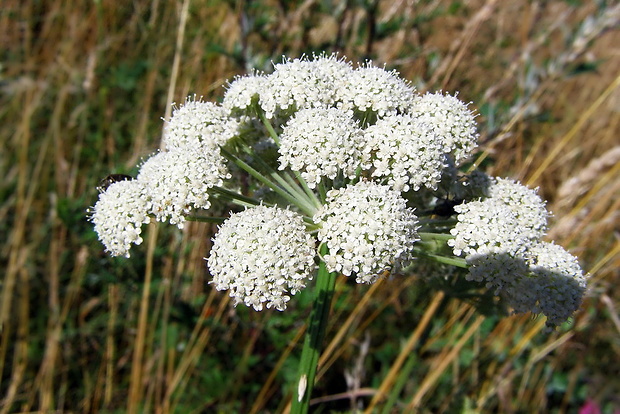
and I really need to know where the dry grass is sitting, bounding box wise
[1,0,619,412]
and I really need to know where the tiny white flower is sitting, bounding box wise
[447,175,584,327]
[335,62,416,118]
[314,181,419,284]
[487,177,549,240]
[163,96,240,150]
[448,177,547,260]
[90,180,150,257]
[409,92,478,164]
[138,146,230,228]
[258,54,353,119]
[278,107,364,187]
[515,241,587,329]
[222,71,268,113]
[363,114,446,192]
[207,205,316,311]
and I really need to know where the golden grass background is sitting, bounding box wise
[1,0,619,412]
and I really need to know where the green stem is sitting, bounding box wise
[258,109,280,146]
[317,180,328,203]
[247,150,316,212]
[209,186,260,208]
[220,147,316,216]
[291,244,337,413]
[418,232,454,242]
[414,250,468,268]
[287,171,322,210]
[253,111,322,211]
[291,171,322,209]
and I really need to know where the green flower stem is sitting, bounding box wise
[415,232,453,254]
[418,232,454,242]
[243,114,321,211]
[291,244,337,414]
[220,147,316,216]
[242,108,322,212]
[250,154,315,209]
[235,142,319,215]
[317,180,328,203]
[257,108,280,146]
[414,250,468,268]
[413,232,468,268]
[303,221,321,234]
[418,218,458,231]
[287,171,322,210]
[209,186,260,207]
[282,172,310,201]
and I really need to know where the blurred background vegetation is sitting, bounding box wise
[1,0,619,412]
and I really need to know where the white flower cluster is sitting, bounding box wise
[90,180,150,257]
[224,54,421,121]
[409,92,478,164]
[314,181,419,284]
[449,178,548,260]
[448,177,585,328]
[222,71,267,113]
[92,53,586,326]
[363,114,446,192]
[278,107,364,187]
[487,178,549,240]
[223,54,477,191]
[163,96,240,149]
[207,205,316,311]
[138,145,230,228]
[515,242,587,328]
[335,63,416,117]
[92,98,235,255]
[448,178,544,271]
[258,55,352,118]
